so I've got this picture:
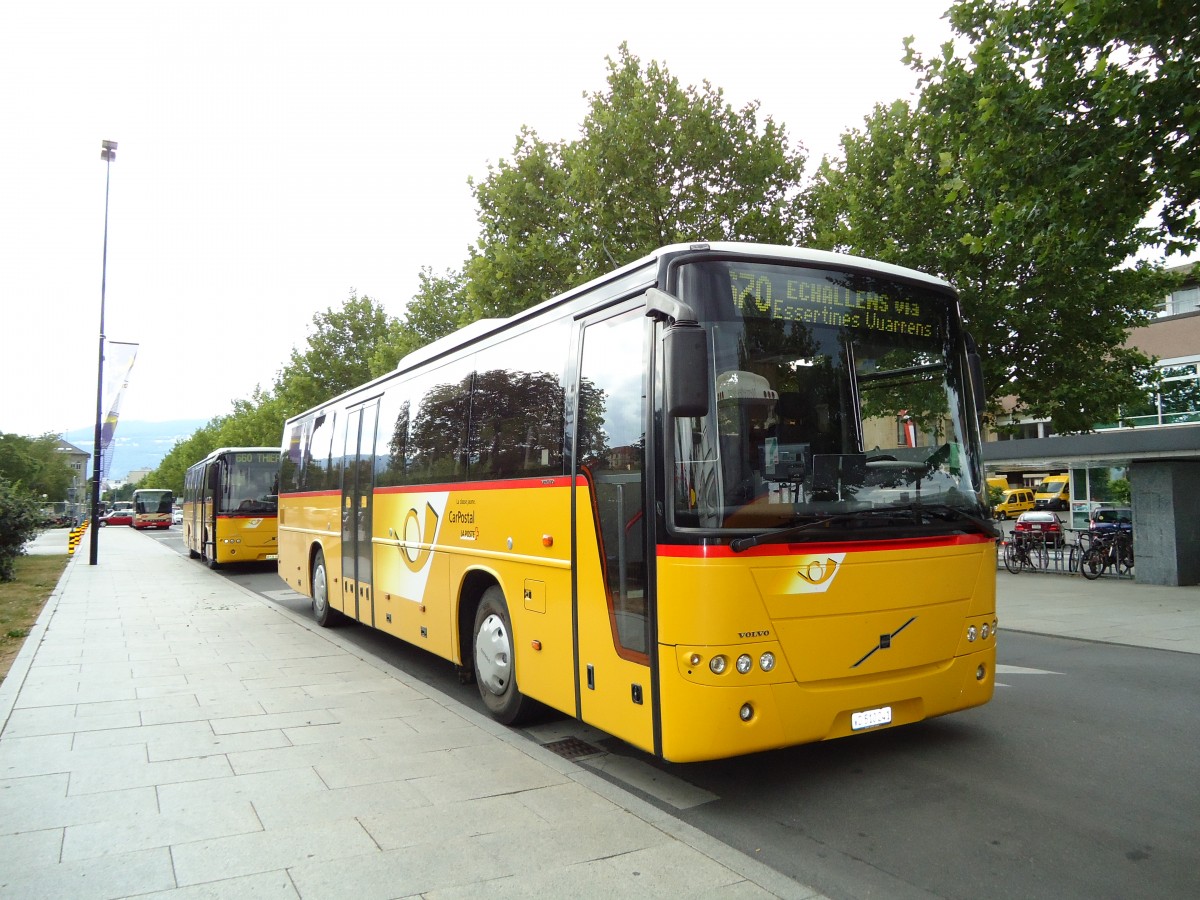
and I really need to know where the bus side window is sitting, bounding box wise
[471,319,568,480]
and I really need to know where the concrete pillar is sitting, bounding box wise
[1130,460,1200,586]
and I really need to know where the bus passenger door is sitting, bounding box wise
[340,400,379,625]
[573,308,655,755]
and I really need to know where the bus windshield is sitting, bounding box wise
[133,490,173,515]
[671,259,984,533]
[217,451,279,515]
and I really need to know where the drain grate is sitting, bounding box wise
[543,737,605,760]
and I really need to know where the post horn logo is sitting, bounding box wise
[400,503,439,572]
[797,558,839,586]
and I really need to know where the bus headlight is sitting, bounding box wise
[967,625,978,642]
[736,654,753,674]
[759,652,776,672]
[709,655,728,675]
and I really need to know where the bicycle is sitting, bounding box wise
[1004,533,1048,574]
[1080,530,1134,580]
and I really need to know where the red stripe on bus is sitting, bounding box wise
[656,533,994,559]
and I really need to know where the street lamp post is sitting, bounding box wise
[89,139,117,566]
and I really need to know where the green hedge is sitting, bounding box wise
[0,479,41,582]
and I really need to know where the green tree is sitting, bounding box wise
[274,292,399,415]
[0,478,41,582]
[0,434,75,501]
[371,267,472,375]
[806,0,1185,433]
[143,291,400,494]
[461,44,808,320]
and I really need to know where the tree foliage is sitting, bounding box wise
[0,478,41,582]
[0,434,75,501]
[460,44,808,320]
[274,292,397,415]
[143,294,399,494]
[370,267,472,375]
[806,0,1187,432]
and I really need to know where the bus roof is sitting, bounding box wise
[284,242,957,426]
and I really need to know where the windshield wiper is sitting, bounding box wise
[729,503,998,553]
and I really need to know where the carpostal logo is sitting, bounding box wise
[789,553,846,593]
[448,507,480,541]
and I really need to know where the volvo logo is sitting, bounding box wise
[851,617,916,668]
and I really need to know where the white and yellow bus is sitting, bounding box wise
[131,488,173,529]
[278,242,998,762]
[182,447,279,568]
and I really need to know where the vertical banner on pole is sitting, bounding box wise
[100,340,138,484]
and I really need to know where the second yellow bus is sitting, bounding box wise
[182,447,280,568]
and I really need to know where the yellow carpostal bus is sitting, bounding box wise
[132,488,173,529]
[182,447,279,568]
[278,242,998,762]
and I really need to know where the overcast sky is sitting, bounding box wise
[0,0,969,440]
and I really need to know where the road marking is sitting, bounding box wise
[995,663,1064,688]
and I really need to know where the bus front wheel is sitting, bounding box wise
[473,586,534,725]
[311,549,341,627]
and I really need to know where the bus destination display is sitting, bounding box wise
[728,268,942,338]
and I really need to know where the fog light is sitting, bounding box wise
[759,651,776,672]
[709,655,727,675]
[976,663,987,681]
[736,654,752,674]
[689,653,702,667]
[739,703,754,722]
[967,625,977,642]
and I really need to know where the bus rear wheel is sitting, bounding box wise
[473,586,534,725]
[311,549,341,627]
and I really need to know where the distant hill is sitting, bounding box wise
[63,419,208,481]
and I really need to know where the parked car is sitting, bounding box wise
[994,487,1035,520]
[1012,510,1065,548]
[101,509,133,527]
[1033,474,1070,510]
[1090,507,1133,536]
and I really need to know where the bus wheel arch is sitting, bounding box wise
[456,569,497,684]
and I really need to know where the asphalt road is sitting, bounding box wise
[147,529,1200,900]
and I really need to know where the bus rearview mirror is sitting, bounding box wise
[664,324,710,418]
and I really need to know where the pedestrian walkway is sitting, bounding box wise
[2,527,824,899]
[997,569,1200,654]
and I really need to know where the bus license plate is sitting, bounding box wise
[852,706,892,730]
[265,554,278,561]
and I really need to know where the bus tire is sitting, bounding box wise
[311,549,340,627]
[473,586,534,725]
